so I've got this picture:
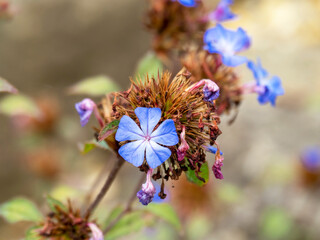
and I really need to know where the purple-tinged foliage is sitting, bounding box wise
[247,60,284,106]
[209,0,237,22]
[204,24,251,67]
[137,169,156,205]
[115,107,179,169]
[301,147,320,172]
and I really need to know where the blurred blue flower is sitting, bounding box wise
[175,0,197,7]
[301,147,320,172]
[209,0,237,22]
[204,24,251,67]
[247,60,284,106]
[115,107,179,169]
[204,146,223,155]
[75,98,95,127]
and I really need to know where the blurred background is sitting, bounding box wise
[0,0,320,239]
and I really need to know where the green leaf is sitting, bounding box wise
[0,197,42,223]
[98,120,120,141]
[105,211,145,240]
[260,208,293,240]
[25,226,42,240]
[0,95,41,117]
[103,206,124,228]
[185,162,209,186]
[67,75,120,96]
[135,52,163,78]
[217,183,243,204]
[0,77,18,94]
[145,203,181,230]
[46,195,67,213]
[78,138,110,154]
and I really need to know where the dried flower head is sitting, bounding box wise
[101,68,222,199]
[38,200,94,239]
[145,0,208,57]
[182,49,242,115]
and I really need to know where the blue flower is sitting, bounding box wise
[247,60,284,106]
[75,98,95,127]
[301,147,320,172]
[204,24,251,67]
[209,0,237,22]
[115,107,179,169]
[175,0,197,7]
[204,146,223,155]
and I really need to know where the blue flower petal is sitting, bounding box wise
[204,24,250,67]
[209,0,237,22]
[150,119,179,146]
[115,115,144,142]
[222,55,248,67]
[247,60,268,85]
[178,0,197,7]
[134,107,161,136]
[118,140,147,167]
[146,141,172,169]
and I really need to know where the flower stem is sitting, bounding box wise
[84,156,125,218]
[103,174,145,234]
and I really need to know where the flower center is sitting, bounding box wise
[145,135,152,141]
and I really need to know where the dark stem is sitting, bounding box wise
[84,156,125,218]
[103,174,145,234]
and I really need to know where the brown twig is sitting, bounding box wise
[103,174,145,234]
[84,156,125,218]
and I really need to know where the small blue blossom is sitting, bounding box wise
[247,60,284,106]
[75,98,95,127]
[209,0,237,22]
[204,146,223,155]
[174,0,197,7]
[204,24,251,67]
[301,147,320,172]
[115,107,179,169]
[187,79,220,103]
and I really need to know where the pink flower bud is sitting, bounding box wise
[88,223,103,240]
[177,125,189,161]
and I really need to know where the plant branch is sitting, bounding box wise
[103,174,145,234]
[84,156,125,218]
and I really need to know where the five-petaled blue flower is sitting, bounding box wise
[204,24,251,67]
[174,0,197,8]
[115,107,179,169]
[247,60,284,106]
[209,0,237,22]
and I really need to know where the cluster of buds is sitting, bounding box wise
[38,201,103,240]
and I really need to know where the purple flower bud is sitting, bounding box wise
[213,156,224,179]
[75,98,95,127]
[187,79,220,102]
[137,169,156,206]
[75,98,104,127]
[88,223,103,240]
[177,125,189,161]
